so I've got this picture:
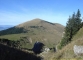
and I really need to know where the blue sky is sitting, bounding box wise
[0,0,83,26]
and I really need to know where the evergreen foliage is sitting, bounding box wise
[0,27,27,36]
[59,9,82,49]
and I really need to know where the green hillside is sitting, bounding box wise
[0,18,64,49]
[52,27,83,60]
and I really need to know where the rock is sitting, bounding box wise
[73,45,83,56]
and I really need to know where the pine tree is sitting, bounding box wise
[59,9,82,49]
[75,9,82,30]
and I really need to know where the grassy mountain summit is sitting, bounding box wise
[0,18,64,48]
[17,18,64,33]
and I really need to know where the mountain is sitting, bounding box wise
[0,25,13,31]
[0,18,65,48]
[53,27,83,60]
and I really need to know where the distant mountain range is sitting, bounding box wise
[0,25,14,31]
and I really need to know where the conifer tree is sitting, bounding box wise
[59,9,82,49]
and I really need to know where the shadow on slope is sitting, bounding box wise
[0,44,42,60]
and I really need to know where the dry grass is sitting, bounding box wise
[51,27,83,60]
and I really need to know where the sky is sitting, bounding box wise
[0,0,83,26]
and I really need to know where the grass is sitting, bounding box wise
[0,32,61,48]
[0,33,28,41]
[0,19,64,49]
[51,27,83,60]
[72,27,83,41]
[0,18,65,60]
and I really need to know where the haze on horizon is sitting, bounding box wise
[0,0,83,26]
